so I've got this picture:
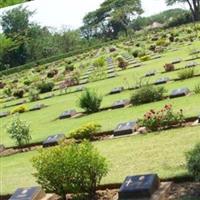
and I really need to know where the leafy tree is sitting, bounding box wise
[0,0,32,8]
[166,0,200,21]
[32,141,108,199]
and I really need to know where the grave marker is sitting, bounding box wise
[169,87,190,98]
[110,87,124,95]
[9,187,45,200]
[43,134,65,148]
[112,99,129,109]
[118,174,160,199]
[145,70,156,77]
[171,58,181,64]
[185,62,197,68]
[0,111,9,118]
[29,104,45,111]
[114,121,137,136]
[155,77,169,85]
[0,144,5,153]
[59,109,77,119]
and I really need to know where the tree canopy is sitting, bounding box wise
[0,0,32,8]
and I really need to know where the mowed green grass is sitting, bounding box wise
[1,125,200,195]
[0,40,200,147]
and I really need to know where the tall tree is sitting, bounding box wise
[0,0,32,8]
[166,0,200,21]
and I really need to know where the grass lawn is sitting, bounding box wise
[1,125,200,195]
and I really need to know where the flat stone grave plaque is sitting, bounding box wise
[29,104,45,111]
[151,55,162,60]
[169,87,190,98]
[145,70,156,77]
[107,69,115,74]
[108,73,117,79]
[76,86,85,92]
[155,77,170,85]
[171,58,181,64]
[43,93,54,99]
[9,187,46,200]
[43,134,65,147]
[198,114,200,123]
[118,174,160,199]
[0,144,5,153]
[114,121,137,136]
[110,87,124,95]
[0,111,9,118]
[112,99,129,109]
[59,109,77,119]
[80,75,89,80]
[185,62,197,68]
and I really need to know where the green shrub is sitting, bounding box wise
[178,68,195,80]
[93,57,105,68]
[140,55,151,62]
[28,89,40,102]
[47,69,58,78]
[194,83,200,94]
[70,123,101,140]
[7,116,31,146]
[13,89,24,98]
[3,87,12,97]
[186,143,200,181]
[11,105,27,114]
[32,141,108,199]
[156,39,168,46]
[117,56,128,69]
[130,85,166,105]
[37,81,54,93]
[23,79,32,86]
[140,104,184,131]
[78,89,102,113]
[164,63,175,72]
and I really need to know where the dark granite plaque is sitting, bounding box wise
[114,121,137,136]
[112,99,129,109]
[169,88,190,98]
[29,104,45,111]
[0,111,9,118]
[155,77,169,85]
[43,134,65,148]
[59,109,77,119]
[145,70,156,77]
[9,187,45,200]
[110,87,124,95]
[118,174,160,199]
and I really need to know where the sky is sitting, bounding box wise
[0,0,187,30]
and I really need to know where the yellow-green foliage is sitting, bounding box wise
[70,122,101,140]
[140,55,151,62]
[11,105,27,114]
[156,39,168,46]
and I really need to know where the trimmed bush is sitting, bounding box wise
[7,116,31,146]
[13,89,24,98]
[70,123,101,140]
[117,56,128,70]
[78,89,102,113]
[47,69,58,78]
[32,141,108,199]
[130,85,166,105]
[186,143,200,181]
[140,104,184,131]
[140,55,151,62]
[37,81,54,93]
[194,83,200,94]
[164,63,175,72]
[11,105,27,114]
[28,89,40,102]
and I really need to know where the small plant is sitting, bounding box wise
[93,57,105,68]
[140,104,184,131]
[194,83,200,94]
[7,116,31,146]
[11,105,27,114]
[65,65,74,72]
[178,68,195,80]
[117,56,128,70]
[13,89,24,98]
[140,55,151,62]
[164,63,175,72]
[130,85,166,105]
[47,69,58,78]
[186,143,200,181]
[78,89,102,113]
[32,141,108,199]
[70,123,101,140]
[37,81,54,93]
[3,87,12,97]
[28,89,40,102]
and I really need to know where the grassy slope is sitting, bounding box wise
[1,125,200,195]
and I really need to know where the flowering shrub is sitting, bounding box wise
[140,104,184,131]
[70,123,101,140]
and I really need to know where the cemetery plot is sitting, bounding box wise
[111,99,130,109]
[4,100,26,108]
[154,77,170,85]
[43,93,55,100]
[114,121,137,136]
[185,62,198,68]
[43,134,65,148]
[59,109,77,119]
[169,87,190,98]
[9,187,46,200]
[109,87,124,95]
[118,174,160,199]
[171,58,182,64]
[76,86,85,92]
